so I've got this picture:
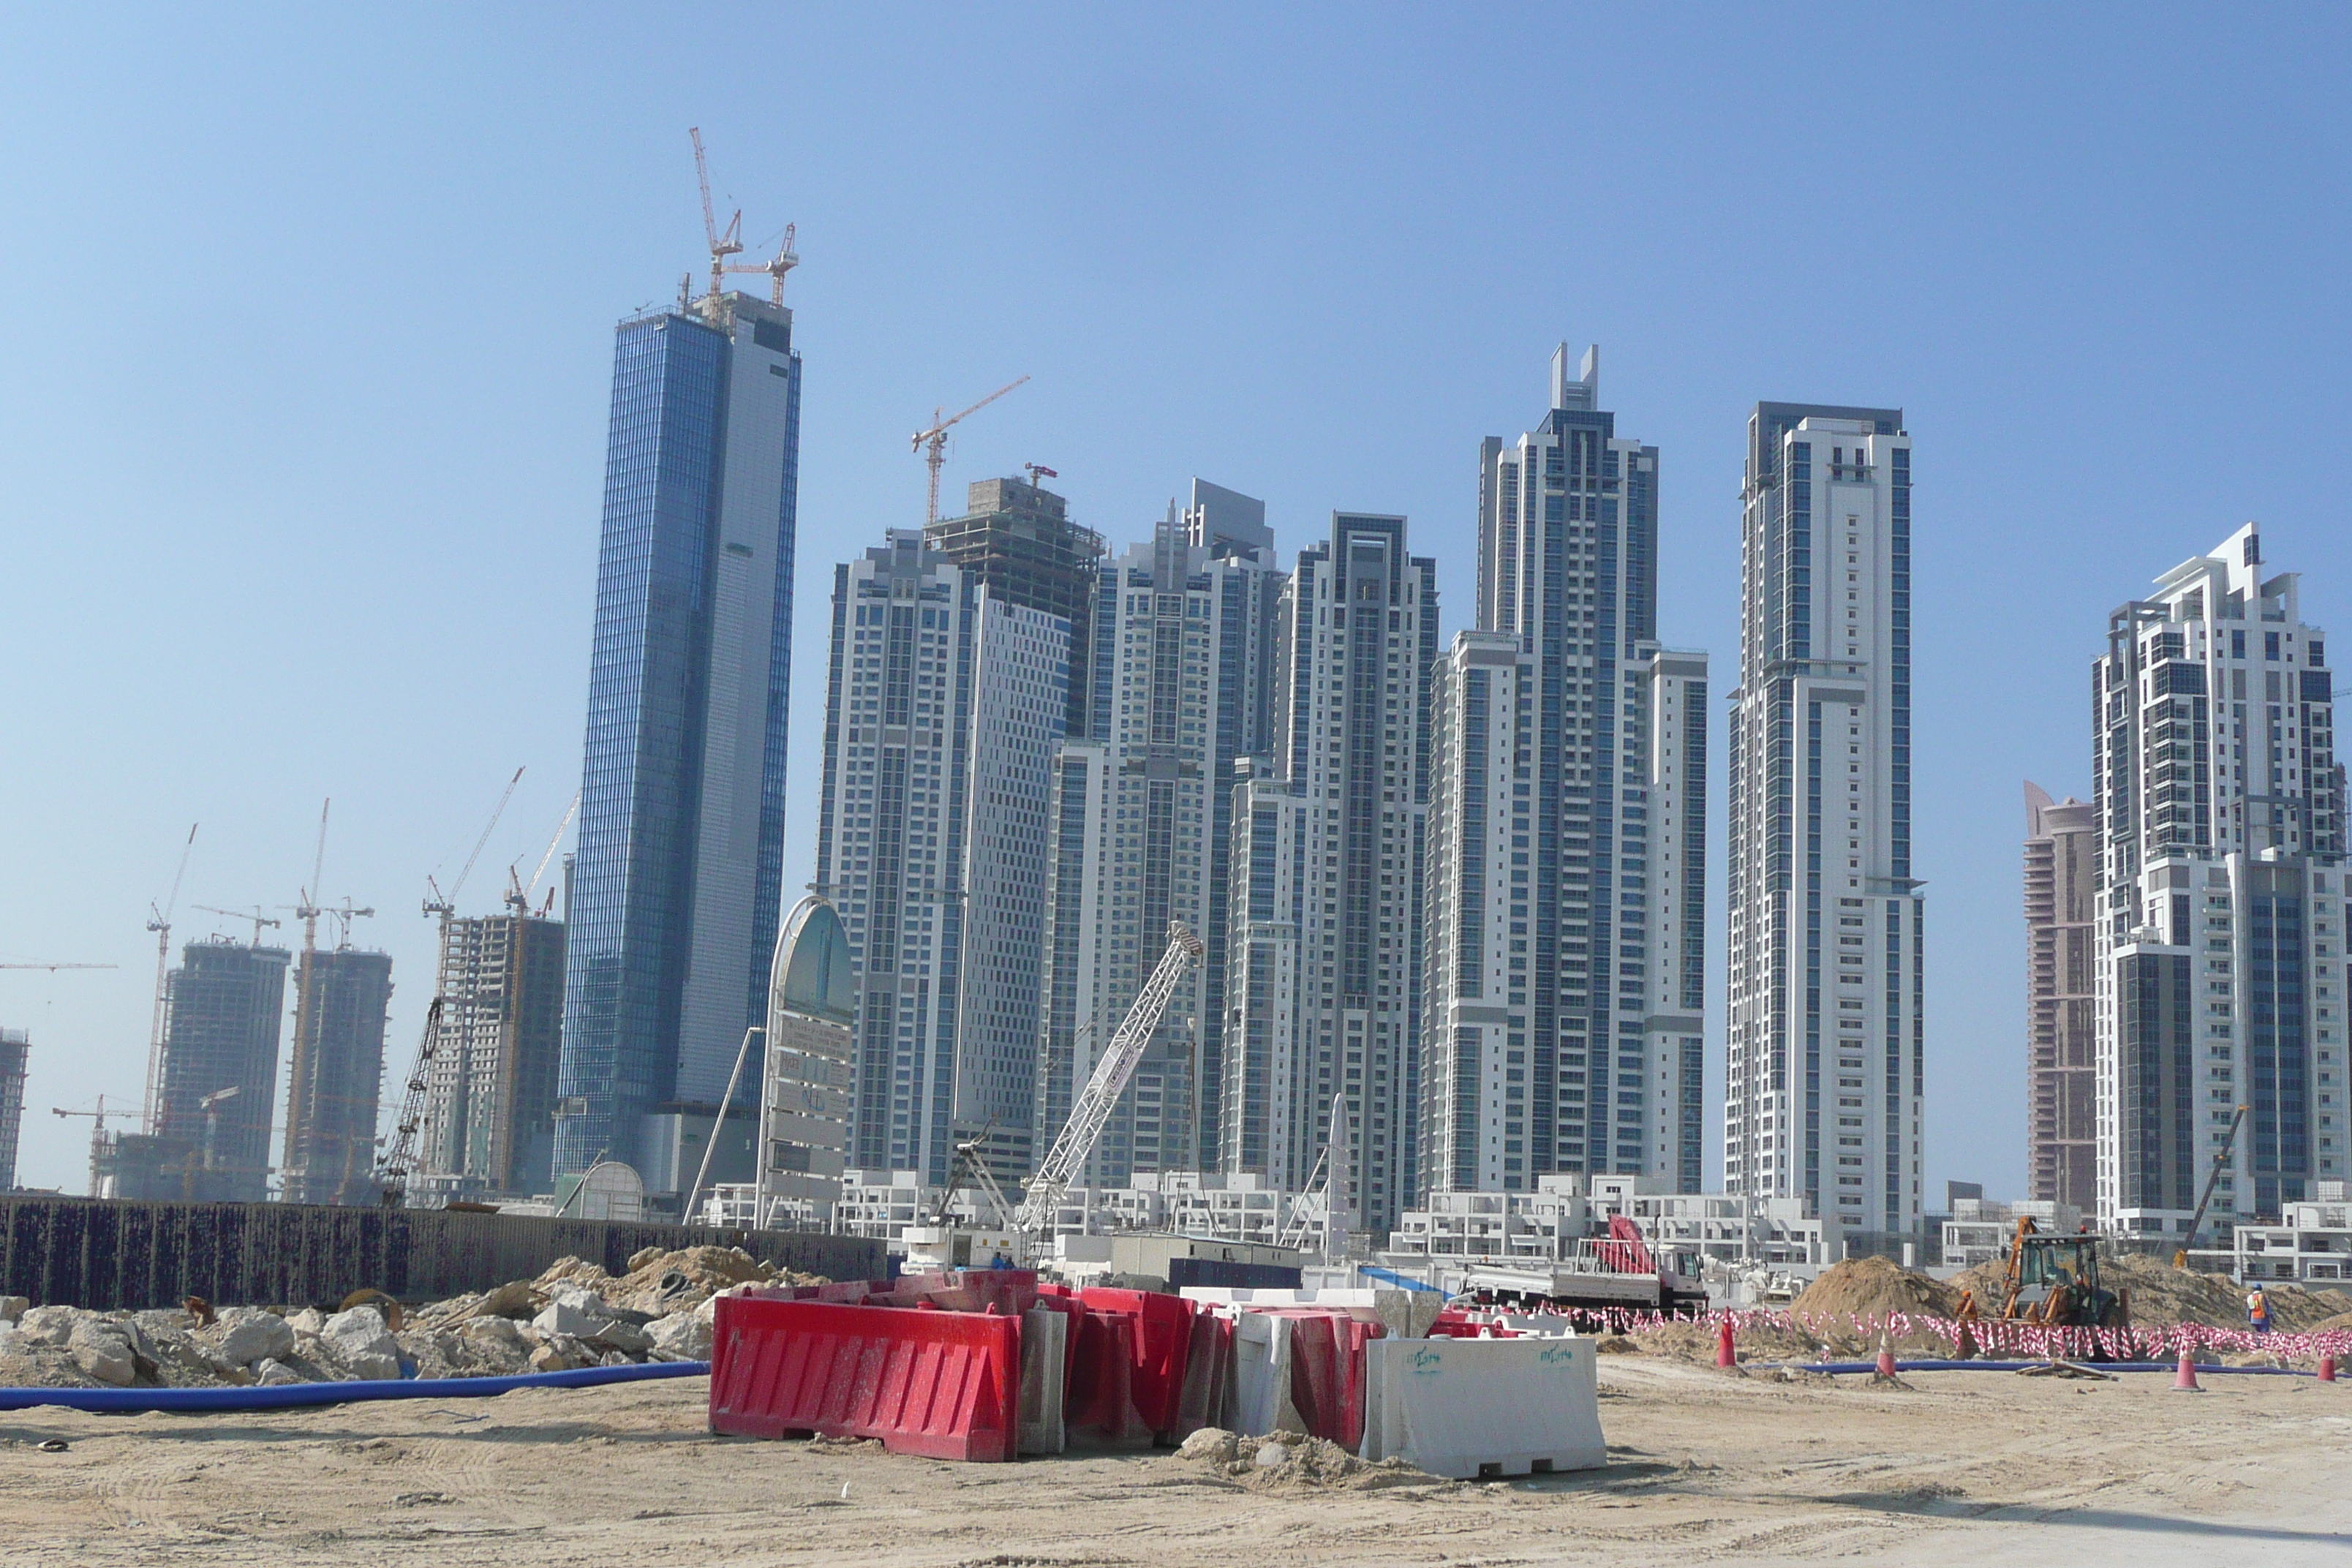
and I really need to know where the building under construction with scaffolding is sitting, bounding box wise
[415,911,566,1200]
[925,475,1104,736]
[140,937,291,1202]
[279,946,394,1206]
[0,1028,26,1191]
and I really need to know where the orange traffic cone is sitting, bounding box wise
[2320,1354,2337,1384]
[1875,1335,1899,1379]
[1717,1319,1737,1369]
[2172,1345,2203,1392]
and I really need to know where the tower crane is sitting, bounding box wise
[689,127,743,310]
[509,792,579,916]
[912,377,1030,525]
[54,1097,137,1198]
[1016,921,1203,1237]
[0,963,117,973]
[143,822,198,1133]
[191,907,281,946]
[728,223,798,305]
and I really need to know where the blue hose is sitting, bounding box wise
[0,1359,709,1414]
[1776,1358,2316,1377]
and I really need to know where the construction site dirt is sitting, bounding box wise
[3,1354,2345,1565]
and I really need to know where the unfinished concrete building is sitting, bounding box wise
[0,1027,26,1190]
[155,936,292,1202]
[280,947,395,1206]
[416,912,566,1200]
[926,475,1104,736]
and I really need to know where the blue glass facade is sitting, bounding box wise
[557,301,801,1180]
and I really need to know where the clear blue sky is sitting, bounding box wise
[3,6,2348,1201]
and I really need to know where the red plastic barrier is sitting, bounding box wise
[1064,1310,1150,1447]
[1077,1287,1196,1436]
[1174,1310,1233,1436]
[1253,1309,1382,1451]
[709,1296,1019,1461]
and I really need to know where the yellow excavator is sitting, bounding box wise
[1955,1215,2130,1330]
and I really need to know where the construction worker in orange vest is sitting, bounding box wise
[2247,1285,2272,1336]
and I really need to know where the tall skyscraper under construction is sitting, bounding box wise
[154,935,292,1202]
[927,475,1104,738]
[279,944,394,1205]
[1035,483,1286,1184]
[555,278,802,1185]
[1421,347,1708,1200]
[0,1028,26,1191]
[417,909,567,1199]
[1222,511,1439,1236]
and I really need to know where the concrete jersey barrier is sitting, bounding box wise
[1358,1336,1607,1479]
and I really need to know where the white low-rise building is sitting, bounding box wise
[1386,1174,1839,1269]
[2235,1182,2352,1286]
[1941,1197,2084,1268]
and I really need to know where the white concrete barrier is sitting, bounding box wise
[1226,1310,1305,1436]
[1017,1307,1067,1455]
[1359,1337,1606,1478]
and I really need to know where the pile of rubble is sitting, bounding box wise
[1172,1427,1433,1493]
[0,1245,820,1392]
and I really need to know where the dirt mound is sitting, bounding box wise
[521,1246,825,1317]
[1952,1251,2343,1330]
[1790,1256,1958,1322]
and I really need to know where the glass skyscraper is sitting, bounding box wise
[555,289,802,1182]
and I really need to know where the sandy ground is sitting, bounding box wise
[2,1358,2348,1567]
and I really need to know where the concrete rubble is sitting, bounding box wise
[0,1245,813,1392]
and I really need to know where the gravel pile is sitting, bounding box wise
[0,1245,819,1392]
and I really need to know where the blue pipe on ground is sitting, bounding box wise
[0,1359,710,1415]
[1776,1358,2314,1377]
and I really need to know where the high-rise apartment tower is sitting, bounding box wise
[1035,483,1285,1183]
[556,285,802,1180]
[1726,402,1922,1244]
[1222,512,1438,1235]
[2023,782,2097,1214]
[2093,524,2345,1235]
[815,530,1070,1183]
[1422,347,1708,1199]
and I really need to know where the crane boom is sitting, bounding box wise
[911,375,1030,524]
[2179,1102,2252,1261]
[1017,921,1202,1235]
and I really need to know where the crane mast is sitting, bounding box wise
[1017,921,1203,1236]
[143,822,197,1134]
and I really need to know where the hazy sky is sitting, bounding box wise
[4,6,2348,1200]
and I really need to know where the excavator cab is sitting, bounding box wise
[2005,1224,2127,1329]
